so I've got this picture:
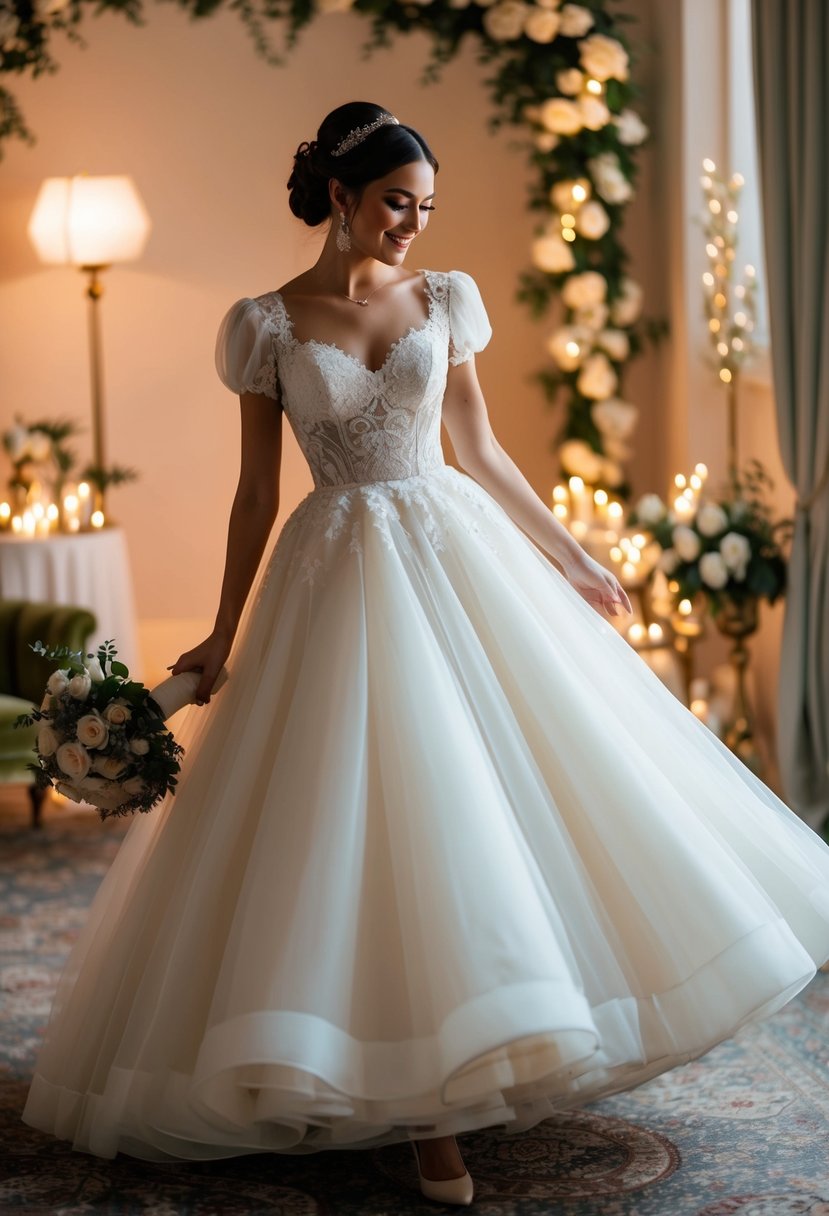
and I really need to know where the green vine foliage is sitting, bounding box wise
[2,0,662,494]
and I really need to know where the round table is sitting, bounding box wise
[0,527,141,679]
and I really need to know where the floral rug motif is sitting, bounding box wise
[2,803,829,1214]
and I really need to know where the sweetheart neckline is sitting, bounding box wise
[274,268,437,377]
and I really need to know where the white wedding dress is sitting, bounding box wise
[22,268,829,1161]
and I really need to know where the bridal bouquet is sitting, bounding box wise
[14,639,227,820]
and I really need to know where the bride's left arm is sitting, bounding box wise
[441,358,632,619]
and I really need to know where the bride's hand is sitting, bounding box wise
[559,550,633,619]
[167,630,232,705]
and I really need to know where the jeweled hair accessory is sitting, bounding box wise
[331,113,400,157]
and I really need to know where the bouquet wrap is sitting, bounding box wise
[148,667,230,720]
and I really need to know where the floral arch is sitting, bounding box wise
[1,0,656,497]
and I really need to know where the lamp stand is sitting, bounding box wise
[82,263,109,516]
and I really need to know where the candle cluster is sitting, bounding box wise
[0,481,106,537]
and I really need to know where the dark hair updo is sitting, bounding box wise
[287,101,439,227]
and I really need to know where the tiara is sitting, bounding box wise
[331,113,400,157]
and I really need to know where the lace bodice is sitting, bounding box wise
[215,269,492,489]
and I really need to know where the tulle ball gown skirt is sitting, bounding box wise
[22,465,829,1160]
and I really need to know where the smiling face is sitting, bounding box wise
[333,158,436,263]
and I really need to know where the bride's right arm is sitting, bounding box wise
[169,390,283,704]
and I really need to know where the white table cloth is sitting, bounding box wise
[0,527,141,680]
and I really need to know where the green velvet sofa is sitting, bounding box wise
[0,599,97,829]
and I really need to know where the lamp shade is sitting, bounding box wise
[28,175,151,267]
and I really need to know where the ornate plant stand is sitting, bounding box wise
[715,594,763,776]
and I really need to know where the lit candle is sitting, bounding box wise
[0,502,10,529]
[91,510,105,529]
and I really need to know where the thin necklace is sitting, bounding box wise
[339,277,398,307]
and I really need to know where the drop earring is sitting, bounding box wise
[336,212,351,253]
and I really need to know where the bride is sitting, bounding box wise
[23,101,829,1210]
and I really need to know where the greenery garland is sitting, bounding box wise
[1,0,663,497]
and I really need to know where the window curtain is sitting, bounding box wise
[751,0,829,831]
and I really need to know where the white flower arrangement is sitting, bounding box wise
[14,639,228,819]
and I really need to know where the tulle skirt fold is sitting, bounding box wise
[23,465,829,1159]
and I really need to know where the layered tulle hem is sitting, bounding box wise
[22,913,820,1160]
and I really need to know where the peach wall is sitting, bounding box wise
[0,0,665,690]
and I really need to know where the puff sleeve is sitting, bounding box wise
[447,270,493,366]
[214,297,280,400]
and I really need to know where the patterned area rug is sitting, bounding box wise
[2,801,829,1214]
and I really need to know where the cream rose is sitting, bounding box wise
[636,492,667,525]
[66,669,92,700]
[559,439,605,482]
[673,525,702,562]
[575,198,610,238]
[483,0,530,39]
[577,352,618,400]
[92,754,129,779]
[659,548,680,574]
[76,712,110,750]
[524,7,560,42]
[37,723,60,757]
[597,328,630,361]
[47,668,70,696]
[546,325,591,370]
[535,132,560,153]
[103,699,132,725]
[700,551,730,589]
[588,151,634,204]
[122,776,147,797]
[56,740,92,780]
[600,458,625,488]
[609,277,643,326]
[130,737,151,756]
[602,437,632,463]
[720,531,752,572]
[697,502,729,537]
[561,269,607,310]
[590,397,638,440]
[558,2,594,37]
[579,96,610,132]
[615,108,649,146]
[531,232,575,274]
[540,97,583,136]
[555,68,584,96]
[579,31,629,81]
[40,692,53,712]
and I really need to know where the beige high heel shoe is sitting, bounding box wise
[411,1139,475,1206]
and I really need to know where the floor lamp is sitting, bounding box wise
[27,175,152,516]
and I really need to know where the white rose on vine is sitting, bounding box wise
[673,525,701,562]
[540,97,583,136]
[561,269,607,309]
[590,397,638,439]
[597,327,629,361]
[609,277,643,326]
[535,132,560,153]
[615,108,649,146]
[574,199,610,239]
[659,548,680,574]
[602,437,632,463]
[588,151,634,204]
[577,352,618,400]
[579,32,629,81]
[579,95,610,132]
[531,233,575,274]
[720,531,752,572]
[556,68,584,96]
[697,502,729,537]
[547,326,591,370]
[483,0,530,38]
[524,7,560,42]
[558,3,594,37]
[559,439,604,482]
[699,551,730,589]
